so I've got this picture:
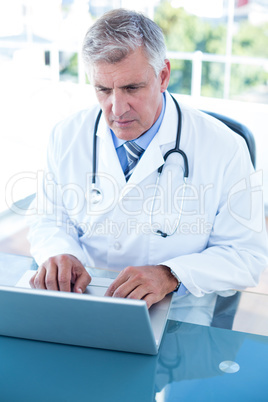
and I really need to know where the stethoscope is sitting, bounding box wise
[90,95,189,238]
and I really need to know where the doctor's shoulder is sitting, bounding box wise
[49,104,101,148]
[179,102,246,162]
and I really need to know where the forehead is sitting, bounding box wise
[91,47,154,87]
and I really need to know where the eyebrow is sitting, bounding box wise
[94,81,147,90]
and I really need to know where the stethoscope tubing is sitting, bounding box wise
[92,109,102,185]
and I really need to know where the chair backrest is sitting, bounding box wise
[202,111,256,168]
[204,112,256,330]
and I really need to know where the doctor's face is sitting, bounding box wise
[91,47,170,141]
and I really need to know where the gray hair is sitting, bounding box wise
[82,8,167,76]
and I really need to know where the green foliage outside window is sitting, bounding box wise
[168,59,192,95]
[155,0,268,101]
[154,1,226,54]
[60,52,79,83]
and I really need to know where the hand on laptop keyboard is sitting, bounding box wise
[104,264,178,308]
[29,254,91,293]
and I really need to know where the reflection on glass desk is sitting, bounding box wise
[0,252,268,402]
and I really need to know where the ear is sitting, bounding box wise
[160,59,171,93]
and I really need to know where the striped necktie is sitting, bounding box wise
[123,141,144,181]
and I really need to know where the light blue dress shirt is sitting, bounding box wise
[110,92,187,296]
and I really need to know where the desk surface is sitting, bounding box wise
[0,252,268,402]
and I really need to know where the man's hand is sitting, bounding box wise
[29,254,91,293]
[104,265,178,308]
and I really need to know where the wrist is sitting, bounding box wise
[169,268,181,292]
[159,264,181,292]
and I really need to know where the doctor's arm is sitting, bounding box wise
[27,129,91,292]
[160,140,268,298]
[28,187,92,292]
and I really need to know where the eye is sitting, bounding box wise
[126,86,139,92]
[96,87,111,95]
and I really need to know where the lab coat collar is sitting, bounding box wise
[129,92,179,186]
[156,91,179,146]
[95,114,126,189]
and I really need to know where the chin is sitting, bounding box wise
[113,130,142,141]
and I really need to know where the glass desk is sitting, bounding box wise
[0,252,268,402]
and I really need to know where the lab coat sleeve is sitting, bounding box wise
[27,126,90,267]
[161,139,268,297]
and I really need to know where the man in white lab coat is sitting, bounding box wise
[28,9,268,316]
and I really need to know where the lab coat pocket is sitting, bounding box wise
[148,213,211,265]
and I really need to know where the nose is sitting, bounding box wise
[111,90,130,117]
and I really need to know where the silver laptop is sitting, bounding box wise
[0,270,172,355]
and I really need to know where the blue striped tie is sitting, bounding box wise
[123,141,144,181]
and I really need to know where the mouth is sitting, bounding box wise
[113,119,135,128]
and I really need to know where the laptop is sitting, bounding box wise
[0,270,172,355]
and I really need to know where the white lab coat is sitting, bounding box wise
[28,92,268,311]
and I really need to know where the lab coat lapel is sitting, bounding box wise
[126,92,179,187]
[127,137,164,185]
[96,114,126,190]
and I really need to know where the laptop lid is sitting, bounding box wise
[0,270,172,355]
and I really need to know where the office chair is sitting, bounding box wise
[202,110,256,168]
[201,111,257,330]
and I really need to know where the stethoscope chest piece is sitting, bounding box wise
[85,185,103,204]
[91,188,103,204]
